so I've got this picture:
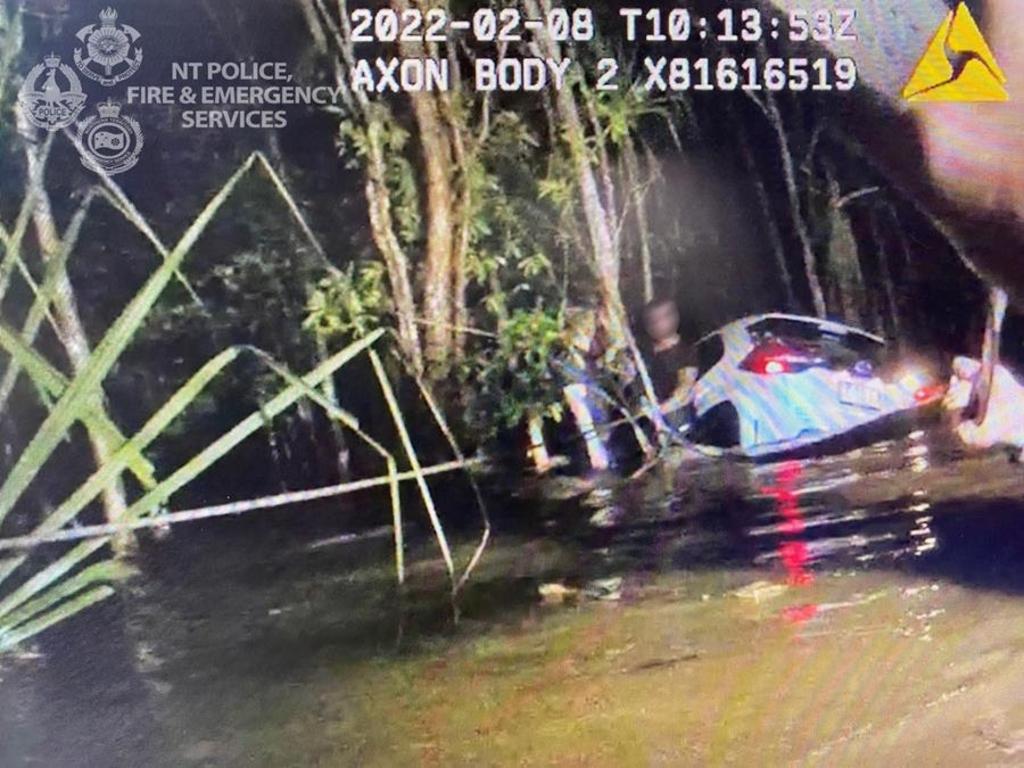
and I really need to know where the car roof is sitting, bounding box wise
[695,313,886,345]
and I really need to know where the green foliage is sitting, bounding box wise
[339,109,421,246]
[596,87,665,148]
[468,307,568,436]
[0,560,134,653]
[304,261,389,341]
[0,5,22,184]
[0,151,402,654]
[537,172,576,211]
[463,111,561,318]
[0,2,22,118]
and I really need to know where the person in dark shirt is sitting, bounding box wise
[642,298,698,425]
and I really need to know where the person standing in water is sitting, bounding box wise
[525,308,612,474]
[560,308,612,472]
[642,298,698,430]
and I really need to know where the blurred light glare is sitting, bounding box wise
[899,369,928,392]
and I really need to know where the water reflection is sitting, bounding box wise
[759,462,818,629]
[7,432,1024,765]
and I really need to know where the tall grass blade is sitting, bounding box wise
[0,586,115,654]
[114,330,384,523]
[0,560,132,641]
[67,130,203,304]
[0,153,259,528]
[408,364,490,595]
[246,344,404,583]
[0,191,96,411]
[0,135,50,304]
[27,348,241,544]
[0,323,157,487]
[368,349,455,592]
[252,154,340,276]
[0,539,108,620]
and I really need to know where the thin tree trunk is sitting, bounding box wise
[296,0,328,53]
[449,170,471,364]
[315,335,350,481]
[393,0,455,372]
[583,89,617,226]
[824,162,867,327]
[435,44,475,364]
[18,119,132,554]
[735,117,796,310]
[524,0,662,417]
[365,131,422,372]
[325,0,423,372]
[755,85,826,317]
[622,135,655,303]
[525,0,618,300]
[871,208,903,344]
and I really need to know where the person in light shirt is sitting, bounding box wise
[943,357,1024,454]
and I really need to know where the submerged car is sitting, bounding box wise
[689,314,945,458]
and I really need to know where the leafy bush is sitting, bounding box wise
[467,308,569,437]
[304,261,390,341]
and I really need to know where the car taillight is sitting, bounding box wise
[740,341,817,375]
[913,384,945,404]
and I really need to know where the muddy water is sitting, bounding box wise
[4,431,1024,766]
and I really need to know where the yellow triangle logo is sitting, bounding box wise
[902,2,1008,102]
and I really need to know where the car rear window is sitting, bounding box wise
[745,318,886,368]
[696,334,725,376]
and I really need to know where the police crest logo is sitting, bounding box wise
[74,6,143,87]
[17,53,87,131]
[77,99,144,175]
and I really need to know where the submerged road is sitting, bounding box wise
[3,429,1024,765]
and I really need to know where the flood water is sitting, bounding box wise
[4,428,1024,766]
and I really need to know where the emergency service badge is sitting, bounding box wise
[17,53,87,132]
[78,99,144,175]
[74,7,142,87]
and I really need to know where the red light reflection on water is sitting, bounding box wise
[782,603,819,623]
[778,541,812,585]
[762,461,818,625]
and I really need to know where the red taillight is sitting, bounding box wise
[914,384,945,404]
[740,341,811,375]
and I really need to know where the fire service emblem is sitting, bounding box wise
[74,7,142,86]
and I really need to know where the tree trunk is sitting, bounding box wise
[622,135,655,303]
[437,45,475,364]
[824,163,868,327]
[525,0,619,303]
[362,128,423,373]
[524,0,662,414]
[871,208,903,344]
[18,121,132,553]
[393,0,456,372]
[583,90,617,227]
[329,1,423,372]
[760,86,827,318]
[735,116,796,311]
